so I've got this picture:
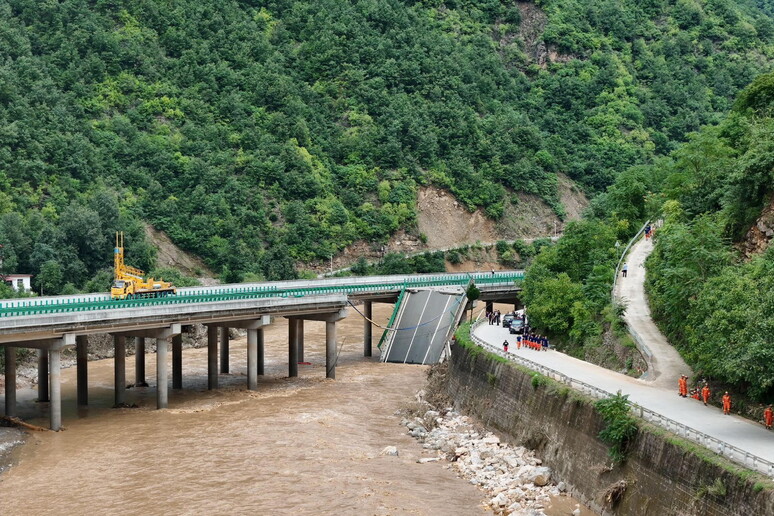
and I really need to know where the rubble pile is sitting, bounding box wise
[402,409,568,515]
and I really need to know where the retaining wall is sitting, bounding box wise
[445,344,774,515]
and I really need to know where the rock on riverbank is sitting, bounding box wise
[401,406,564,515]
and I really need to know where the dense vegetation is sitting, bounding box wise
[1,0,773,295]
[644,71,774,400]
[523,70,774,402]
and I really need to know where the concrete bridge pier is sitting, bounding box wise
[288,318,298,378]
[172,334,183,389]
[135,337,148,387]
[157,337,168,409]
[297,320,305,363]
[76,335,88,406]
[288,309,347,379]
[4,346,16,417]
[326,321,336,379]
[257,327,265,376]
[111,326,180,409]
[38,349,49,402]
[220,327,229,374]
[50,347,62,431]
[206,317,270,390]
[207,325,218,389]
[363,300,372,357]
[113,335,126,406]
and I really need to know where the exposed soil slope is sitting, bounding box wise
[143,224,214,278]
[417,175,588,249]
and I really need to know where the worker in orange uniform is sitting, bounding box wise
[701,383,710,406]
[678,375,686,397]
[722,392,732,415]
[764,405,773,430]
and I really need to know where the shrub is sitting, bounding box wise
[596,391,638,463]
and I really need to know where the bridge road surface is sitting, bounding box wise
[476,325,774,468]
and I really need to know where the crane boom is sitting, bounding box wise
[111,232,176,300]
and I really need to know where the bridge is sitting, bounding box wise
[0,271,523,430]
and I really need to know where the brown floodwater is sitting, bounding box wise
[0,305,591,515]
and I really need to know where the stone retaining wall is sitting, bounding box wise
[445,343,774,515]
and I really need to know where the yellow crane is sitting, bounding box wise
[111,232,176,299]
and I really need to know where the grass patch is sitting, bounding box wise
[486,372,498,387]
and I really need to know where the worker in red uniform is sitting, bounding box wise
[722,392,732,415]
[502,340,509,353]
[701,383,710,406]
[764,405,773,430]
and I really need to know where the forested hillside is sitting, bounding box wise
[1,0,773,294]
[522,69,774,402]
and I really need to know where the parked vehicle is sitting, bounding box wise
[509,318,524,334]
[502,313,516,328]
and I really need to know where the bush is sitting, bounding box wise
[596,392,638,463]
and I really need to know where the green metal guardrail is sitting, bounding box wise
[377,287,407,350]
[0,272,524,318]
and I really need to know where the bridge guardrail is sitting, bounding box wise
[0,272,523,319]
[469,319,774,478]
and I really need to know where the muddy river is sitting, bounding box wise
[0,305,589,515]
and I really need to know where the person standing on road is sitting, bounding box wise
[764,405,773,430]
[622,263,628,278]
[678,375,685,397]
[722,392,732,415]
[503,340,509,353]
[701,383,711,406]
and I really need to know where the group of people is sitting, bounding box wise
[487,310,501,325]
[502,334,550,353]
[645,223,655,240]
[678,375,774,430]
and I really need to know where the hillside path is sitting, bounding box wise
[614,235,692,389]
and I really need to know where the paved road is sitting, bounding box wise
[614,236,692,389]
[477,233,774,467]
[477,324,774,466]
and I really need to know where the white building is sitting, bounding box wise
[4,274,32,292]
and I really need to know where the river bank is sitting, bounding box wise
[0,306,590,515]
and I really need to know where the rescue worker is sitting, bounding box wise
[764,405,773,430]
[722,392,732,415]
[516,335,522,349]
[678,375,686,397]
[503,340,509,353]
[701,383,710,406]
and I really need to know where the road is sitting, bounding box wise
[477,324,774,467]
[474,234,774,470]
[614,236,692,389]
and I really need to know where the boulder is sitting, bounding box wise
[379,446,399,457]
[527,466,552,487]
